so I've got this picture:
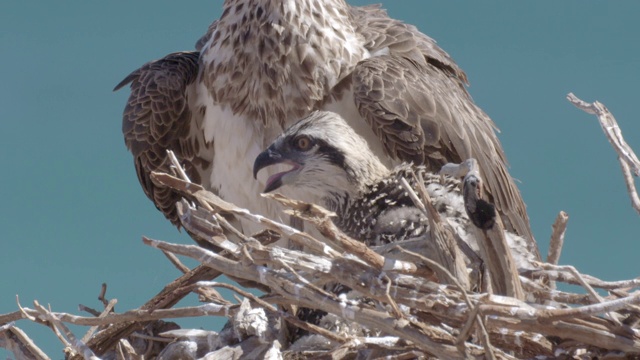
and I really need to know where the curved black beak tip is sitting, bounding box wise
[253,147,282,180]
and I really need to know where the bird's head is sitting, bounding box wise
[253,111,388,207]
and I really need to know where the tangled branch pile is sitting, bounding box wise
[2,94,640,359]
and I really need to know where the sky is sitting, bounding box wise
[1,1,640,358]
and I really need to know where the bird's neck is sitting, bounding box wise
[324,153,391,213]
[206,0,366,124]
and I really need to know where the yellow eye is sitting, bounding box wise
[295,136,312,151]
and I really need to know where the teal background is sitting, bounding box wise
[1,1,639,358]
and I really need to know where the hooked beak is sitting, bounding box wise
[253,147,301,193]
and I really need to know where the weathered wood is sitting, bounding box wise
[6,94,640,359]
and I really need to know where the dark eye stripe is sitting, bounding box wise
[315,139,346,169]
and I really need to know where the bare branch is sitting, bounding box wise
[567,92,640,214]
[547,211,568,265]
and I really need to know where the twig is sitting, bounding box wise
[81,299,117,344]
[166,150,192,182]
[620,159,640,214]
[1,324,51,360]
[129,332,173,343]
[401,174,470,290]
[546,211,569,289]
[162,250,191,274]
[16,302,236,327]
[78,305,101,318]
[32,301,99,360]
[567,92,640,214]
[521,264,640,290]
[547,211,568,265]
[98,283,109,308]
[564,265,622,325]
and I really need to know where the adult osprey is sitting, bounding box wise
[115,1,536,251]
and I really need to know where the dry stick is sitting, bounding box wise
[15,296,37,323]
[522,265,640,290]
[547,211,568,266]
[381,272,404,319]
[475,291,640,324]
[17,302,237,327]
[98,284,108,308]
[519,277,592,305]
[475,291,640,323]
[32,301,99,360]
[401,174,470,290]
[1,325,51,360]
[564,265,622,325]
[567,92,640,214]
[168,150,291,251]
[214,213,252,243]
[80,299,117,344]
[546,211,569,289]
[488,316,640,354]
[538,263,640,300]
[619,159,640,213]
[77,305,101,318]
[274,260,341,310]
[162,251,191,274]
[194,222,464,354]
[166,150,192,182]
[539,291,640,322]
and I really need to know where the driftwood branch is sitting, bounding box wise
[547,211,569,265]
[567,92,640,214]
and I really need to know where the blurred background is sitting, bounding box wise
[1,1,639,358]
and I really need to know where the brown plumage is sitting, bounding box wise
[114,52,213,227]
[115,1,537,257]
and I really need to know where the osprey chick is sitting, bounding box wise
[254,111,538,263]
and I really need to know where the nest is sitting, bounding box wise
[2,95,640,360]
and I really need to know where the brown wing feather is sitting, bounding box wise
[115,51,210,227]
[352,55,536,255]
[349,5,467,83]
[345,6,537,256]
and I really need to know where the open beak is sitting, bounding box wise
[253,147,301,193]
